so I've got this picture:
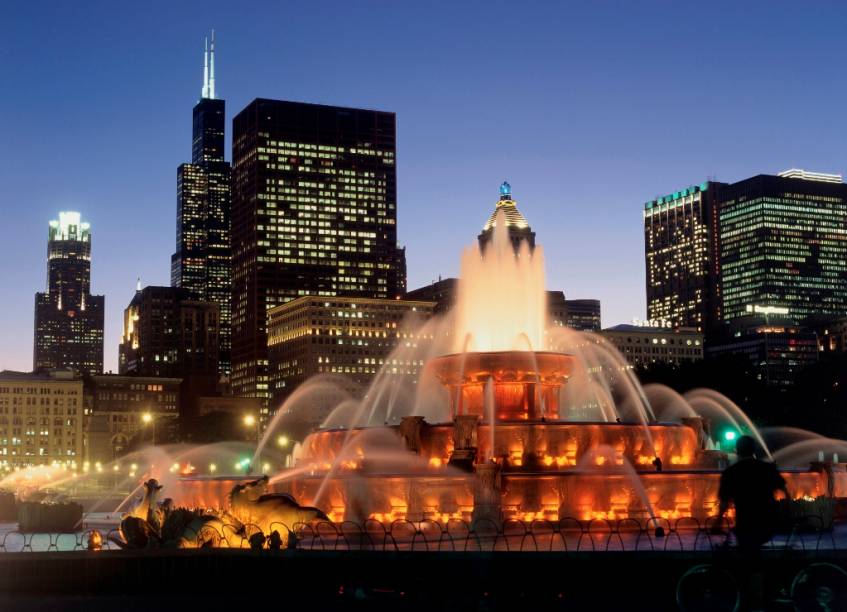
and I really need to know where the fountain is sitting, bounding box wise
[158,185,839,529]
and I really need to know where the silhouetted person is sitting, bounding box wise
[718,435,788,611]
[718,435,788,552]
[652,456,663,472]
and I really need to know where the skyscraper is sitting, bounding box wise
[717,172,847,325]
[33,212,104,374]
[643,182,722,331]
[171,32,232,375]
[644,170,847,334]
[118,286,219,379]
[118,285,220,432]
[230,99,406,409]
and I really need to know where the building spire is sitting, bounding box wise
[209,29,216,99]
[202,36,210,99]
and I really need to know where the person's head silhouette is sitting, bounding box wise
[735,434,756,458]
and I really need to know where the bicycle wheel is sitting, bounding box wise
[791,562,847,612]
[676,564,739,612]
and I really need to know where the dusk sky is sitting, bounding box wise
[3,1,847,372]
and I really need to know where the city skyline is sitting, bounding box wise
[5,2,847,372]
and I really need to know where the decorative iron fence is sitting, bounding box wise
[0,515,843,554]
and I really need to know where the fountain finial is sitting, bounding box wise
[499,180,511,200]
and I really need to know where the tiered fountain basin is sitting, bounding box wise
[273,424,825,524]
[174,350,835,526]
[429,351,573,420]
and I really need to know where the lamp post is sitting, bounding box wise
[141,412,155,446]
[243,414,259,443]
[278,434,291,468]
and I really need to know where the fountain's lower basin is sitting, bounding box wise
[171,418,838,525]
[176,468,827,524]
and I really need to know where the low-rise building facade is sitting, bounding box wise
[0,369,84,470]
[83,374,181,463]
[267,296,436,411]
[599,324,704,367]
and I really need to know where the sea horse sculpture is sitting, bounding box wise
[228,475,329,542]
[109,476,326,549]
[113,479,164,549]
[110,479,229,549]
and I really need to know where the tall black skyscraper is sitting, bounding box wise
[717,171,847,326]
[643,182,723,331]
[171,32,231,375]
[644,170,847,333]
[231,99,406,409]
[34,212,104,374]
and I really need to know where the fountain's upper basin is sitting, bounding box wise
[301,420,705,472]
[429,350,574,420]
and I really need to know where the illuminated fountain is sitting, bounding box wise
[166,182,835,528]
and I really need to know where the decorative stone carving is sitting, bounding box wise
[398,416,426,454]
[449,414,480,470]
[472,461,502,526]
[681,416,708,450]
[453,414,480,450]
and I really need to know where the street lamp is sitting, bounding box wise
[243,414,259,443]
[278,434,292,468]
[141,412,155,445]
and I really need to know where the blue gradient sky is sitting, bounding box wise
[2,1,847,372]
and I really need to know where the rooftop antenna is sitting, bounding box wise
[209,30,216,99]
[200,36,209,98]
[201,36,209,99]
[136,277,141,292]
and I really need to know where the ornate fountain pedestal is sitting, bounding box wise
[472,460,502,527]
[450,414,480,470]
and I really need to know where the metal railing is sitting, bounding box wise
[0,515,842,554]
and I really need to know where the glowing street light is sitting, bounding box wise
[141,411,156,445]
[243,414,259,443]
[277,435,289,448]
